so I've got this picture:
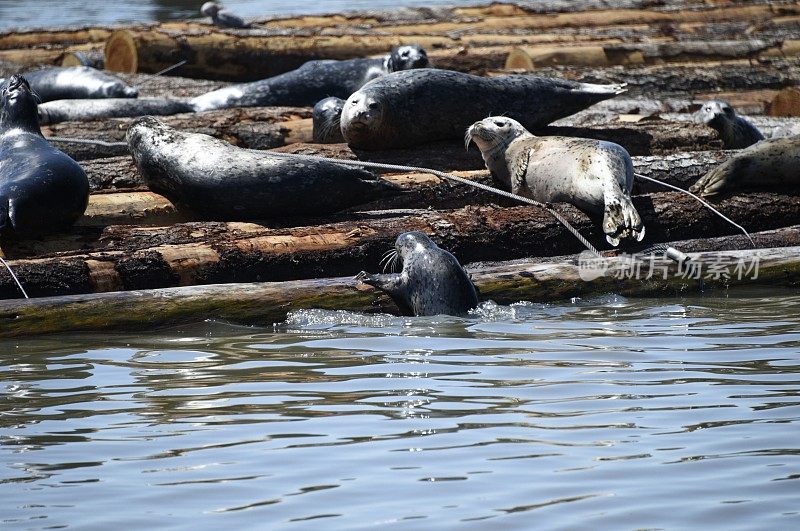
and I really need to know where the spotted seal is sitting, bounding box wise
[357,231,479,317]
[190,45,429,112]
[689,136,800,197]
[127,116,401,220]
[0,66,137,103]
[467,117,644,246]
[38,98,193,124]
[312,97,346,143]
[0,75,89,235]
[340,69,626,150]
[200,1,251,28]
[695,100,764,149]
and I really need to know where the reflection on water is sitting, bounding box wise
[2,291,800,528]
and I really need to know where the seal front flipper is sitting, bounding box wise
[356,271,413,315]
[603,191,645,247]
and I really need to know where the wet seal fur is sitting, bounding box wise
[38,98,193,124]
[467,117,644,246]
[357,231,479,317]
[695,100,764,149]
[313,97,346,143]
[0,75,89,235]
[0,66,137,103]
[126,116,401,220]
[690,136,800,197]
[340,69,626,150]
[190,45,428,112]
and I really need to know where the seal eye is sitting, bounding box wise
[368,102,379,110]
[493,120,506,127]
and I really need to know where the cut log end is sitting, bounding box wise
[105,30,138,73]
[505,47,534,71]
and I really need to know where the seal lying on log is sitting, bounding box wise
[190,45,428,112]
[0,67,137,103]
[357,231,479,317]
[313,97,346,143]
[340,69,626,150]
[126,116,401,220]
[695,100,763,149]
[690,137,800,198]
[0,75,89,235]
[200,1,251,29]
[467,117,644,246]
[38,98,193,124]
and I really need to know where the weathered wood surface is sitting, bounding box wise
[1,243,798,338]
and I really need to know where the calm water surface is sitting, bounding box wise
[2,290,800,528]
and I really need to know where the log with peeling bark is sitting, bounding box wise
[1,191,799,299]
[1,243,798,338]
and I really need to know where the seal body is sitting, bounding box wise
[201,1,251,28]
[689,136,800,197]
[190,46,428,112]
[38,98,193,124]
[340,69,626,150]
[126,116,401,220]
[357,231,479,317]
[312,97,345,143]
[695,100,764,149]
[0,75,89,235]
[467,117,644,246]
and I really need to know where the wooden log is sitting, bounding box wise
[0,27,116,50]
[1,243,798,338]
[767,87,800,117]
[0,43,103,67]
[1,191,799,299]
[60,50,105,68]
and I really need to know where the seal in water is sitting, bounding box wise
[126,116,401,220]
[313,97,346,143]
[689,136,800,197]
[467,117,644,246]
[340,69,626,150]
[357,231,479,317]
[38,98,193,124]
[0,75,89,235]
[0,66,137,103]
[695,100,764,149]
[200,1,251,28]
[190,45,428,112]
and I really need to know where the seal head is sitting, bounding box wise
[312,97,346,143]
[385,45,429,72]
[695,100,764,149]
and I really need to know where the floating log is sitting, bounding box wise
[1,243,798,338]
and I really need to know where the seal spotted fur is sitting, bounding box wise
[0,66,137,102]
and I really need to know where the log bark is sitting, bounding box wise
[1,191,799,299]
[1,243,798,338]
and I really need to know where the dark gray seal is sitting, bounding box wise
[190,45,428,112]
[689,136,800,197]
[0,75,89,235]
[200,1,251,29]
[0,66,137,103]
[126,116,401,220]
[340,68,626,150]
[467,116,644,246]
[695,100,764,149]
[312,97,345,143]
[38,98,193,124]
[357,231,479,317]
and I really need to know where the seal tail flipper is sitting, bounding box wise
[576,81,628,96]
[603,194,645,247]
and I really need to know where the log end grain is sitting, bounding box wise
[105,30,138,73]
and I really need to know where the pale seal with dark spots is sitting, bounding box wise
[695,100,764,149]
[0,66,137,102]
[357,231,479,317]
[467,116,644,246]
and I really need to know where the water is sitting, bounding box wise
[2,290,799,529]
[0,0,484,30]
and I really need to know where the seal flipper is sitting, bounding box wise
[356,271,413,315]
[603,193,645,247]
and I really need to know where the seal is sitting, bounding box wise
[689,136,800,197]
[467,117,644,246]
[0,75,89,235]
[0,66,137,103]
[190,45,428,112]
[38,98,193,124]
[126,116,402,220]
[695,100,764,149]
[340,69,626,150]
[357,231,479,317]
[312,97,346,143]
[200,1,251,29]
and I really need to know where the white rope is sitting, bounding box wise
[0,253,29,299]
[46,137,128,147]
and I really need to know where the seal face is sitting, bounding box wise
[689,136,800,197]
[340,69,626,150]
[312,97,346,143]
[37,98,193,124]
[0,75,89,235]
[695,100,764,149]
[467,116,644,246]
[126,116,401,220]
[1,67,138,102]
[357,231,479,317]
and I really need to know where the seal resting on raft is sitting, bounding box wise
[200,1,251,29]
[0,75,89,235]
[340,69,626,150]
[190,45,428,112]
[467,117,644,246]
[313,97,346,143]
[126,116,402,220]
[689,136,800,197]
[0,66,137,102]
[38,98,193,124]
[357,231,479,317]
[695,100,764,149]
